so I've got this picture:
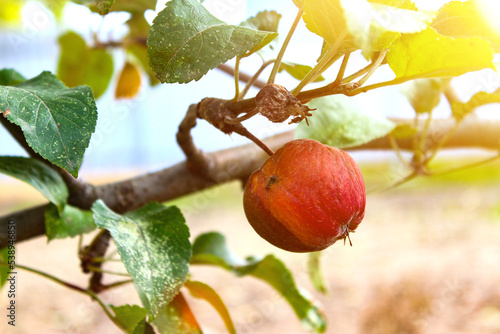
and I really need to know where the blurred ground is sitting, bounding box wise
[1,157,500,334]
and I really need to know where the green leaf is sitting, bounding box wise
[432,1,500,52]
[154,293,202,334]
[0,248,10,289]
[241,10,281,32]
[71,0,156,14]
[307,252,328,294]
[191,232,327,333]
[57,31,114,99]
[387,27,495,80]
[279,61,325,82]
[45,204,95,241]
[0,71,98,177]
[147,0,277,83]
[96,0,114,15]
[400,78,445,114]
[131,320,155,334]
[0,68,26,86]
[184,280,236,334]
[295,95,395,149]
[0,156,68,211]
[240,10,282,56]
[110,304,148,333]
[92,200,191,320]
[40,0,68,18]
[451,90,500,120]
[108,0,156,13]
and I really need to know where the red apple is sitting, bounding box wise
[243,139,366,252]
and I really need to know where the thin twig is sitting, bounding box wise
[216,63,267,89]
[331,53,351,87]
[232,56,242,101]
[431,154,500,176]
[176,103,213,175]
[355,50,387,87]
[232,124,274,156]
[239,59,275,100]
[268,7,303,84]
[224,108,260,124]
[292,31,347,96]
[87,266,131,277]
[389,133,411,168]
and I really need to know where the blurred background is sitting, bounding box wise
[1,0,500,333]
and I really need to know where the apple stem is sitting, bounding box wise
[233,124,275,156]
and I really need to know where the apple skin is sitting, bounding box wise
[243,139,366,252]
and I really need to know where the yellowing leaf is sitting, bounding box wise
[369,0,417,10]
[387,27,495,79]
[184,280,236,334]
[154,293,202,334]
[115,62,141,99]
[293,0,304,8]
[342,0,434,56]
[128,44,160,86]
[302,0,357,54]
[0,0,23,25]
[57,31,114,99]
[303,0,434,57]
[432,0,500,51]
[451,90,500,120]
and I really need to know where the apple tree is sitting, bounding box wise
[1,0,500,333]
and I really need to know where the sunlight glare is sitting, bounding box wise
[476,0,500,35]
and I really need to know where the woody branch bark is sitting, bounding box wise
[1,116,500,248]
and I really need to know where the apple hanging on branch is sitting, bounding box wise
[243,139,366,252]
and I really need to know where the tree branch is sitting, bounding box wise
[1,117,500,248]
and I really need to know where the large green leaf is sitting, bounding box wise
[0,156,68,211]
[92,200,191,320]
[400,78,445,114]
[45,204,95,241]
[0,71,97,177]
[147,0,277,83]
[191,232,327,333]
[387,27,495,80]
[57,31,114,99]
[432,0,500,52]
[295,95,395,148]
